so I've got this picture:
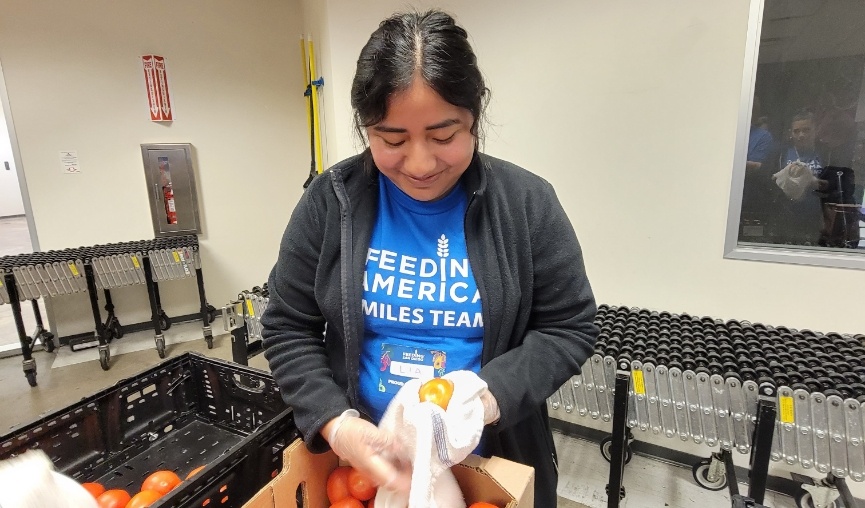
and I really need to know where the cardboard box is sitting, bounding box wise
[244,439,535,508]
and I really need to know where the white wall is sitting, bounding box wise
[0,103,25,217]
[300,0,337,170]
[0,0,308,336]
[312,0,865,335]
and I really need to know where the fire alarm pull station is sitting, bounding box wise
[141,143,202,237]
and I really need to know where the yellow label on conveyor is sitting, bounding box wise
[632,370,646,395]
[69,263,79,277]
[173,251,180,263]
[246,299,255,317]
[779,396,795,424]
[131,256,140,269]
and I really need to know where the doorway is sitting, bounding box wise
[0,62,45,355]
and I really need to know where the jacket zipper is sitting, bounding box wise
[330,170,359,408]
[464,190,491,366]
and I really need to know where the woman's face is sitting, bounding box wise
[367,78,476,201]
[791,119,816,151]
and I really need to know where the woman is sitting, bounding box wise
[262,10,598,506]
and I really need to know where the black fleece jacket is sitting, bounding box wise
[261,151,598,506]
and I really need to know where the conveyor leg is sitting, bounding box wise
[606,360,631,507]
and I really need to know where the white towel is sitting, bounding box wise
[0,450,98,508]
[773,161,818,201]
[375,370,488,508]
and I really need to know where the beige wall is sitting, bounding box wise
[300,0,337,170]
[0,0,308,335]
[312,0,865,335]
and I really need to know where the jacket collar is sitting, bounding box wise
[462,151,488,197]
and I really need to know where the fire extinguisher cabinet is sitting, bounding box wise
[141,143,203,237]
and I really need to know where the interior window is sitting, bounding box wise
[736,1,865,254]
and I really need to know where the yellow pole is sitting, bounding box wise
[300,36,315,184]
[300,36,312,144]
[308,37,324,174]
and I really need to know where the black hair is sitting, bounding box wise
[350,9,489,145]
[791,110,815,125]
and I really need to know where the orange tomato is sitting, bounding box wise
[141,470,181,495]
[95,489,131,508]
[186,465,206,479]
[125,490,163,508]
[81,482,105,498]
[468,503,500,508]
[347,468,376,501]
[326,466,352,503]
[418,378,454,410]
[330,498,364,508]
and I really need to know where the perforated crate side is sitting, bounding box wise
[190,355,285,434]
[114,359,196,449]
[154,409,297,508]
[0,402,105,478]
[0,354,195,480]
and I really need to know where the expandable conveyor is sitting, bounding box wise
[0,235,217,383]
[548,304,864,508]
[222,284,269,366]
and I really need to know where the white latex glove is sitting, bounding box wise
[0,450,97,508]
[480,385,500,425]
[325,410,412,494]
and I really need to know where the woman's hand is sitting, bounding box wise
[322,412,411,494]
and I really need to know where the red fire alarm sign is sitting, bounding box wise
[142,55,174,121]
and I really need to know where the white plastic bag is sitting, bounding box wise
[773,161,818,201]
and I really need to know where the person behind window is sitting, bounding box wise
[747,98,775,172]
[740,98,778,241]
[772,111,827,245]
[815,106,859,248]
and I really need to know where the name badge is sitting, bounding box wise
[378,343,447,395]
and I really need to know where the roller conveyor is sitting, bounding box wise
[548,304,864,508]
[0,235,217,382]
[222,284,269,366]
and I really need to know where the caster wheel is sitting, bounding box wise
[795,491,841,508]
[112,321,124,339]
[600,436,633,465]
[159,311,171,331]
[25,371,37,387]
[692,459,727,491]
[207,304,217,324]
[44,335,56,353]
[156,337,166,359]
[99,349,110,371]
[205,334,214,350]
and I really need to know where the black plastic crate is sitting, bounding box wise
[0,352,297,508]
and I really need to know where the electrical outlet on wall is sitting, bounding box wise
[3,161,9,171]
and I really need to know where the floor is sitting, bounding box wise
[0,216,31,257]
[0,330,809,507]
[553,433,800,508]
[0,216,48,353]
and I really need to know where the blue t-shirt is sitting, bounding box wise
[782,147,822,176]
[779,147,824,243]
[748,126,774,166]
[358,176,484,422]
